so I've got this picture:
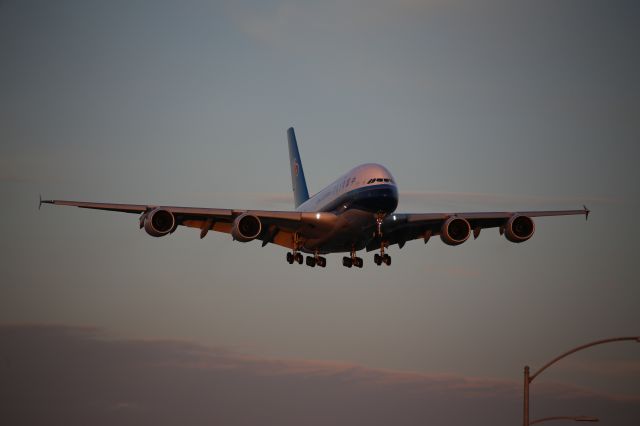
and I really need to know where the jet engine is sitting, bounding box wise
[231,213,262,242]
[440,217,471,246]
[504,215,535,243]
[144,208,176,237]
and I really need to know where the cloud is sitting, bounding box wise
[0,324,638,426]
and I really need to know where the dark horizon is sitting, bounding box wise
[1,324,639,425]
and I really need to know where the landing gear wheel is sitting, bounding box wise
[306,256,316,267]
[374,253,382,265]
[317,256,327,268]
[294,253,304,264]
[342,257,353,268]
[353,257,363,268]
[286,252,294,264]
[383,254,391,266]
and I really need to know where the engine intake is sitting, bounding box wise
[440,217,471,246]
[505,215,535,243]
[144,208,176,237]
[232,213,262,242]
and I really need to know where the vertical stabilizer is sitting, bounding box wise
[287,127,310,208]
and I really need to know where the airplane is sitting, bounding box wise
[41,127,589,268]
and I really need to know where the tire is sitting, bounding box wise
[286,252,294,264]
[295,253,303,264]
[342,257,353,268]
[306,256,316,267]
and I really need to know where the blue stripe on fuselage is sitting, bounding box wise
[319,184,398,214]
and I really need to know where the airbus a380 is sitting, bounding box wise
[42,127,589,268]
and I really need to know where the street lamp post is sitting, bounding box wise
[530,416,599,425]
[523,336,640,426]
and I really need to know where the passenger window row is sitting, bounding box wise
[366,178,393,184]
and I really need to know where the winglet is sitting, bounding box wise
[584,205,590,221]
[39,195,54,210]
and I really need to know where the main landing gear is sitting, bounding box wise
[287,251,327,267]
[286,251,304,265]
[286,234,326,268]
[342,247,363,268]
[287,251,326,267]
[306,252,327,268]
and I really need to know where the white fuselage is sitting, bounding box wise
[296,163,398,214]
[294,163,399,253]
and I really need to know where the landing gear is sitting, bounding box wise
[374,243,391,266]
[286,251,304,264]
[286,233,305,265]
[374,253,391,266]
[307,250,326,268]
[343,247,363,268]
[372,213,391,266]
[375,212,385,237]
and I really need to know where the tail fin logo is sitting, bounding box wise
[293,159,300,177]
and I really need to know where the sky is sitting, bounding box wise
[1,0,639,424]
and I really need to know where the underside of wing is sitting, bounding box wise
[367,207,589,251]
[40,198,337,250]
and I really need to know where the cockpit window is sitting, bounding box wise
[376,178,383,182]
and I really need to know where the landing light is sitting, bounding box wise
[393,215,397,221]
[316,213,321,220]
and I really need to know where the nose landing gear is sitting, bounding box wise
[374,243,391,266]
[373,213,391,266]
[374,253,391,266]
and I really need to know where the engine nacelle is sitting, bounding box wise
[504,215,535,243]
[231,213,262,242]
[440,217,471,246]
[144,208,176,237]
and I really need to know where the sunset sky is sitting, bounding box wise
[1,0,639,424]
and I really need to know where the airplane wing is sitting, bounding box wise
[40,198,336,250]
[366,207,589,251]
